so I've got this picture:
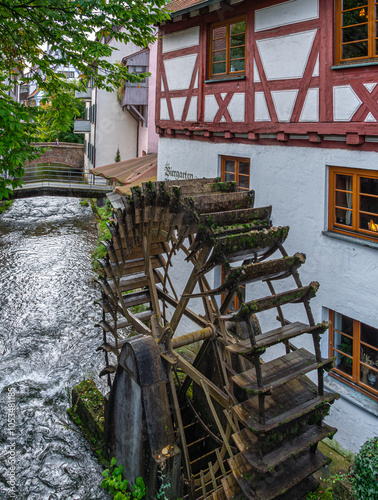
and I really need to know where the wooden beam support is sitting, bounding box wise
[176,353,229,408]
[157,288,208,328]
[171,325,215,349]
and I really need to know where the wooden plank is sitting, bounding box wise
[121,256,163,275]
[215,448,227,479]
[112,240,166,257]
[157,288,208,328]
[221,474,242,500]
[176,354,229,408]
[277,476,319,500]
[184,254,306,299]
[211,487,227,500]
[190,191,254,214]
[106,273,149,294]
[200,470,208,500]
[232,424,337,474]
[232,381,339,434]
[211,220,271,237]
[199,206,272,228]
[201,380,233,458]
[169,244,211,332]
[143,236,163,334]
[116,286,151,336]
[166,369,193,486]
[228,449,329,500]
[164,178,217,194]
[225,253,305,287]
[222,282,319,323]
[98,310,153,334]
[199,226,290,274]
[226,321,330,356]
[231,348,334,394]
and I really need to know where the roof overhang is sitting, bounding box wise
[90,153,157,195]
[168,0,221,17]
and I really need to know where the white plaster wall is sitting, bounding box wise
[158,136,378,451]
[324,394,378,454]
[257,30,317,81]
[164,54,198,91]
[94,33,157,166]
[162,26,200,53]
[146,42,159,154]
[255,0,319,32]
[95,87,138,167]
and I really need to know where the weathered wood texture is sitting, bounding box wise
[95,178,338,500]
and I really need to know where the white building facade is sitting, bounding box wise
[155,0,378,453]
[76,30,159,173]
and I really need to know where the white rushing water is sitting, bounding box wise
[0,197,110,499]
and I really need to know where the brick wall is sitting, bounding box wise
[25,143,84,170]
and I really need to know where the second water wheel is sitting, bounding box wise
[96,178,339,499]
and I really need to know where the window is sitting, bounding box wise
[221,156,250,190]
[335,0,378,64]
[209,17,246,79]
[126,65,148,87]
[329,311,378,399]
[221,156,250,311]
[328,166,378,240]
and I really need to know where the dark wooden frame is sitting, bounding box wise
[329,310,378,401]
[328,166,378,241]
[208,15,247,80]
[335,0,378,64]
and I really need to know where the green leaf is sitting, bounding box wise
[120,479,129,491]
[114,465,124,476]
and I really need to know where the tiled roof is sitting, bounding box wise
[27,88,39,98]
[168,0,207,13]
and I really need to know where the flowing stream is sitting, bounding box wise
[0,197,110,499]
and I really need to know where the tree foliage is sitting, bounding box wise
[35,78,85,143]
[0,0,169,198]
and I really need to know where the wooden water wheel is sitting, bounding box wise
[95,178,339,499]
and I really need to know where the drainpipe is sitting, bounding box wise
[94,86,97,168]
[136,119,139,158]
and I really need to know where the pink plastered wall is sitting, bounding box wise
[138,39,159,156]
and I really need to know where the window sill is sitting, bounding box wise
[205,75,246,84]
[325,374,378,417]
[322,230,378,250]
[331,60,378,70]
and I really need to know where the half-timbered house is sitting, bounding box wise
[156,0,378,453]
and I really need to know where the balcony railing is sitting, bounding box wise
[75,88,92,100]
[74,119,91,133]
[121,86,148,107]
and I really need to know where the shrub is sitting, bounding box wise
[101,457,146,499]
[91,199,112,273]
[351,436,378,499]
